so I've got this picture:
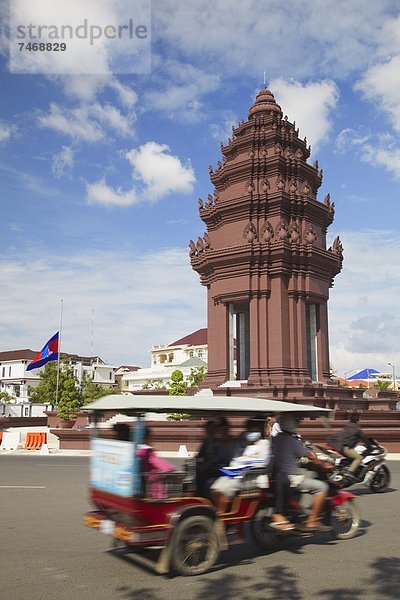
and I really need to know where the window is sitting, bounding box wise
[9,367,11,377]
[198,350,204,359]
[2,367,5,377]
[189,351,194,358]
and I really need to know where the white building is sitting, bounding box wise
[0,348,117,403]
[121,328,208,392]
[0,349,41,402]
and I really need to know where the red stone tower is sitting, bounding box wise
[190,88,344,395]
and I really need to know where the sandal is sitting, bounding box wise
[269,520,295,531]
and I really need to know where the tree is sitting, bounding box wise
[168,370,187,396]
[141,379,167,391]
[167,370,190,420]
[29,362,74,405]
[80,371,117,404]
[376,379,391,391]
[29,362,83,420]
[0,391,13,404]
[57,376,84,420]
[187,366,207,390]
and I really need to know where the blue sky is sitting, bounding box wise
[0,1,400,377]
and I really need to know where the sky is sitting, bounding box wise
[0,0,399,378]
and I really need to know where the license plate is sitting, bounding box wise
[99,519,115,536]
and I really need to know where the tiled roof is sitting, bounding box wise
[0,349,37,361]
[170,328,207,347]
[179,357,207,368]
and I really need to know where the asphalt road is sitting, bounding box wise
[0,456,399,600]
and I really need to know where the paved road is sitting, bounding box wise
[0,456,399,600]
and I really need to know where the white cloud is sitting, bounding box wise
[0,121,16,143]
[0,247,205,366]
[329,230,400,373]
[37,101,134,142]
[9,0,149,76]
[335,128,370,153]
[361,136,400,180]
[355,11,400,132]
[110,79,138,108]
[210,110,238,143]
[86,178,137,207]
[335,129,400,179]
[270,78,339,151]
[60,75,138,108]
[52,146,74,178]
[145,59,220,121]
[86,141,196,207]
[90,103,134,136]
[126,142,196,201]
[154,1,392,80]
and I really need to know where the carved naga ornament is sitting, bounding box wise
[243,222,258,243]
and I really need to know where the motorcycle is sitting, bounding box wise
[252,469,360,549]
[314,438,390,493]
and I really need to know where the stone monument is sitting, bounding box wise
[190,88,346,402]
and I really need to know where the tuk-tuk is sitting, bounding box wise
[83,394,360,576]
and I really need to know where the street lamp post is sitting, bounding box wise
[388,362,396,390]
[344,370,352,385]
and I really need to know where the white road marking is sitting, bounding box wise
[0,485,46,489]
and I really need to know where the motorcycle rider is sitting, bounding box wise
[339,413,374,481]
[270,413,333,532]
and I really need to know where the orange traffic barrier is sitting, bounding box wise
[0,431,2,445]
[24,432,47,450]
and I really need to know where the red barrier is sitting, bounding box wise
[24,432,46,450]
[0,431,2,445]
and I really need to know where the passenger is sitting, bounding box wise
[113,423,131,441]
[195,416,237,499]
[269,415,282,437]
[338,413,374,480]
[270,414,332,532]
[210,418,270,513]
[137,426,176,498]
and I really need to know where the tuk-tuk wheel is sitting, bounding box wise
[171,515,219,576]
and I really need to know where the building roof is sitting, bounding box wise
[178,357,207,368]
[0,348,107,365]
[116,366,141,373]
[0,349,37,361]
[170,328,207,347]
[347,368,380,380]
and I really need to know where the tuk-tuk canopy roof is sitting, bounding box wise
[84,394,330,417]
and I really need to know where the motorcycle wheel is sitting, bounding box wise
[370,465,390,493]
[251,507,281,551]
[331,499,360,540]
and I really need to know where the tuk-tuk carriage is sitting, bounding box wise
[83,395,360,576]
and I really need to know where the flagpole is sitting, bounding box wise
[55,299,64,407]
